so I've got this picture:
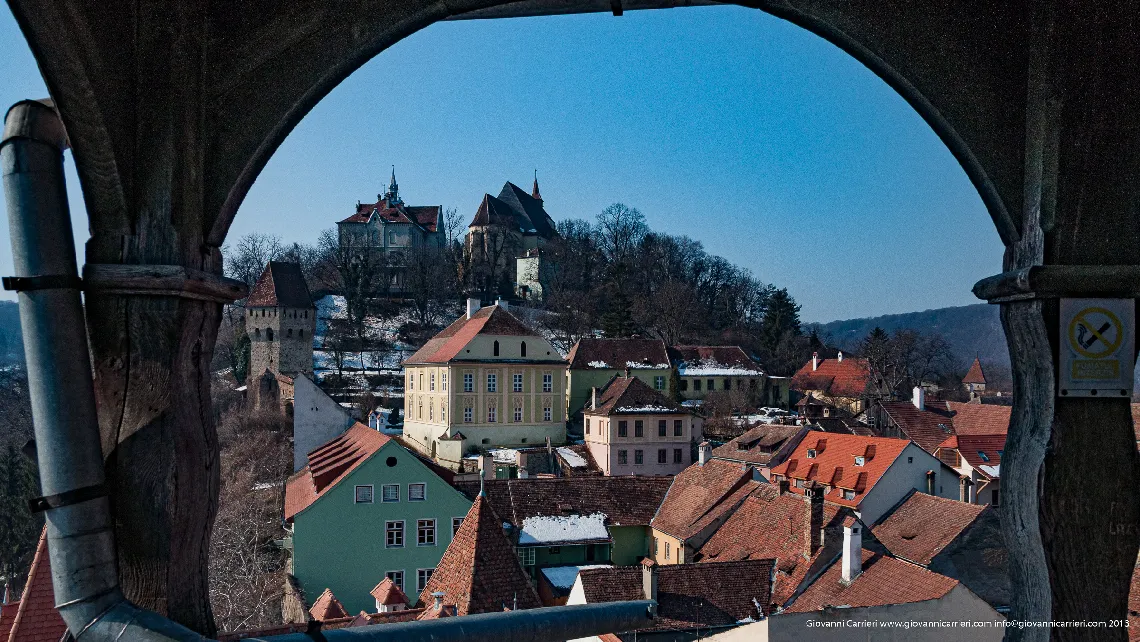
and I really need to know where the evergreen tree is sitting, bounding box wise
[760,288,802,353]
[0,441,41,589]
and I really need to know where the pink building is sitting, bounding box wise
[583,377,699,476]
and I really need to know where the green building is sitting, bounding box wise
[285,424,472,614]
[566,338,674,421]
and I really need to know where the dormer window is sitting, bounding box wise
[854,456,865,466]
[806,449,817,459]
[978,451,990,462]
[842,490,856,500]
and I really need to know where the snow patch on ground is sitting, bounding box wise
[517,513,610,545]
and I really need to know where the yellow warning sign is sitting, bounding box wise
[1059,298,1135,397]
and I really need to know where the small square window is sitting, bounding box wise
[382,484,399,502]
[517,547,535,566]
[355,485,374,504]
[843,490,856,501]
[854,456,865,466]
[409,483,426,501]
[452,517,464,535]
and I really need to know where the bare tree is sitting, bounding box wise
[464,227,519,298]
[225,233,284,289]
[443,206,465,247]
[404,245,458,327]
[594,203,647,262]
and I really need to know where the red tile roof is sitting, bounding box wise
[455,476,672,529]
[651,459,762,541]
[402,305,544,365]
[963,357,987,385]
[246,261,313,308]
[784,549,958,613]
[871,490,988,565]
[938,434,1005,476]
[5,530,68,642]
[945,402,1010,435]
[577,560,774,632]
[584,376,685,416]
[339,195,441,233]
[370,577,410,607]
[567,338,671,370]
[877,401,956,454]
[285,423,390,521]
[769,433,912,508]
[711,424,806,467]
[417,495,541,616]
[0,601,17,642]
[791,358,870,398]
[669,346,764,376]
[309,588,349,621]
[219,609,425,639]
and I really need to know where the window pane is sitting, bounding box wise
[409,483,426,501]
[382,485,399,502]
[452,517,463,535]
[658,420,666,436]
[355,485,373,503]
[674,420,683,436]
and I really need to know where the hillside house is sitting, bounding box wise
[583,376,699,476]
[963,356,988,400]
[465,179,559,295]
[401,300,567,469]
[768,432,959,525]
[868,490,1009,609]
[669,345,771,404]
[649,452,765,565]
[566,338,673,419]
[336,169,444,291]
[709,423,809,479]
[284,424,472,614]
[790,351,870,415]
[455,476,672,575]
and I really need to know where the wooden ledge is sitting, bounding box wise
[83,264,248,303]
[973,265,1140,303]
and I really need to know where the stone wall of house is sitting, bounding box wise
[247,306,315,382]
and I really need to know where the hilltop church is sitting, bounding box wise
[465,175,559,300]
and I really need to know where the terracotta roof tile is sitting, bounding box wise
[785,549,958,613]
[943,434,1005,475]
[370,577,410,607]
[246,261,313,308]
[945,402,1010,436]
[963,357,987,385]
[309,588,349,621]
[791,358,870,398]
[5,529,68,642]
[711,424,806,466]
[871,490,988,566]
[584,377,686,416]
[769,434,911,509]
[455,476,672,529]
[567,338,671,370]
[668,346,764,376]
[878,401,956,454]
[402,305,544,365]
[651,460,762,541]
[577,560,774,632]
[417,495,541,616]
[285,423,390,521]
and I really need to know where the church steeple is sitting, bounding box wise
[386,165,402,204]
[531,169,542,202]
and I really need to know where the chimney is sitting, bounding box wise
[591,387,598,409]
[432,591,445,610]
[841,521,863,583]
[968,469,978,503]
[479,453,494,480]
[926,470,936,495]
[837,351,843,362]
[641,559,658,603]
[804,485,824,558]
[812,352,819,371]
[912,386,925,411]
[778,479,790,495]
[466,298,480,319]
[698,441,711,466]
[495,296,508,311]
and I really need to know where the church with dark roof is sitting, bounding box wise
[464,175,559,299]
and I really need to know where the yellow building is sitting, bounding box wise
[402,299,567,470]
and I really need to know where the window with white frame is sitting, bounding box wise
[417,568,434,592]
[514,405,523,422]
[417,519,436,546]
[513,373,523,392]
[654,376,665,390]
[386,570,404,591]
[409,483,426,501]
[464,373,473,392]
[543,406,552,422]
[516,547,536,566]
[385,521,404,548]
[464,406,473,423]
[354,485,374,504]
[542,373,553,392]
[441,404,446,422]
[843,489,856,500]
[409,374,414,390]
[487,373,497,392]
[382,484,399,502]
[488,404,497,423]
[428,402,433,421]
[442,372,448,391]
[452,517,464,535]
[430,373,435,391]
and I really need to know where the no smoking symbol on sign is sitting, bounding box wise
[1068,307,1123,359]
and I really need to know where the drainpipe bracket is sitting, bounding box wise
[28,483,107,513]
[2,274,83,292]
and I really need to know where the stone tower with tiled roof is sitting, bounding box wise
[245,261,315,394]
[962,356,987,400]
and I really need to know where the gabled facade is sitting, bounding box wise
[566,338,673,419]
[465,179,559,294]
[285,424,472,614]
[292,374,356,472]
[583,376,698,476]
[768,432,959,525]
[710,423,809,479]
[245,261,316,402]
[790,352,870,415]
[669,345,770,403]
[402,301,567,469]
[963,356,988,400]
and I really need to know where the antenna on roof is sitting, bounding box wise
[479,473,486,498]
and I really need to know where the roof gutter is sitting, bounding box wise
[3,99,656,642]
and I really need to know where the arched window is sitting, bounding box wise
[254,328,261,339]
[521,341,527,357]
[267,328,274,341]
[493,340,499,357]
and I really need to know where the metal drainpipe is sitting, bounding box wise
[3,99,203,641]
[4,99,657,642]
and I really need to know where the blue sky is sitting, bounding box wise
[0,6,1003,322]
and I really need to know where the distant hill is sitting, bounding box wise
[0,300,23,365]
[809,304,1008,370]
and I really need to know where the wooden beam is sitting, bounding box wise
[973,265,1140,302]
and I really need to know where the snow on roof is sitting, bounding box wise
[681,400,704,407]
[518,513,610,545]
[556,447,589,468]
[979,464,1000,477]
[540,565,610,591]
[613,404,676,413]
[588,360,610,369]
[626,361,670,369]
[678,362,764,376]
[490,448,519,464]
